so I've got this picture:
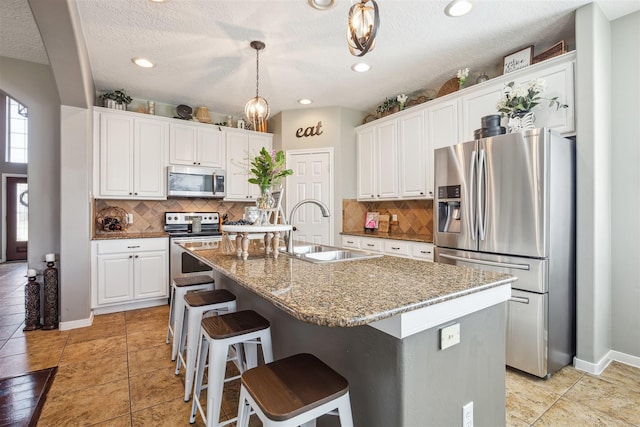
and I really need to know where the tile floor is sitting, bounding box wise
[1,261,639,426]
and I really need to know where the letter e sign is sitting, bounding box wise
[295,121,324,138]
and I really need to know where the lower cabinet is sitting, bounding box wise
[92,238,168,310]
[341,235,433,262]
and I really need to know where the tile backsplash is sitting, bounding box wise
[94,199,253,233]
[342,199,433,236]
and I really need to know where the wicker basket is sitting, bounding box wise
[437,77,460,98]
[96,206,129,232]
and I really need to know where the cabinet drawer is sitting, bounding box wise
[360,237,382,252]
[341,236,361,249]
[412,243,434,261]
[384,240,411,257]
[95,237,167,254]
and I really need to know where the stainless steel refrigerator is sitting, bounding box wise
[434,128,575,378]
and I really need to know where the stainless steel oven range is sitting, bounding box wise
[165,212,222,287]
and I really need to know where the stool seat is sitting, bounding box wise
[174,275,215,287]
[201,310,270,340]
[184,289,236,307]
[242,353,349,422]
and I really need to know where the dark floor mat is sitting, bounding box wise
[0,367,57,427]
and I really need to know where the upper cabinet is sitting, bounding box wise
[95,109,167,199]
[426,98,460,196]
[356,120,399,200]
[169,122,225,168]
[398,110,430,198]
[225,128,273,201]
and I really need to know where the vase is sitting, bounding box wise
[508,111,535,133]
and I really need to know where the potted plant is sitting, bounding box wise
[376,97,400,117]
[101,89,133,110]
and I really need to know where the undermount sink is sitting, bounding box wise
[280,244,383,263]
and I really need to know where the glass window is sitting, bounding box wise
[5,97,28,163]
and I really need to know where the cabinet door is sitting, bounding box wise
[398,111,427,198]
[169,123,198,166]
[376,120,399,199]
[225,132,250,200]
[427,99,460,197]
[461,83,503,143]
[134,118,167,198]
[197,126,225,168]
[519,61,575,134]
[100,113,134,196]
[96,254,134,305]
[134,251,168,299]
[357,127,376,200]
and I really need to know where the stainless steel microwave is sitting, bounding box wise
[167,166,226,198]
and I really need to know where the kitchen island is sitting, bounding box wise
[181,241,516,426]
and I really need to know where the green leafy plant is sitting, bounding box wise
[100,89,133,105]
[496,79,567,117]
[376,97,399,114]
[248,148,293,190]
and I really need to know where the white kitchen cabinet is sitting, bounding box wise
[356,120,399,200]
[426,98,461,197]
[225,129,273,201]
[92,238,168,309]
[169,122,225,168]
[398,110,430,198]
[341,235,434,262]
[461,82,504,143]
[96,109,167,199]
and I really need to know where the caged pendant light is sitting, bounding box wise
[244,41,270,133]
[347,0,380,57]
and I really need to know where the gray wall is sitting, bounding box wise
[271,106,362,243]
[610,11,640,358]
[0,56,60,270]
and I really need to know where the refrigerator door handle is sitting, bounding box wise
[478,148,488,240]
[469,150,477,240]
[438,253,531,271]
[509,296,530,304]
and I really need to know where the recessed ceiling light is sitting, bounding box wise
[131,57,154,68]
[308,0,336,10]
[149,0,167,3]
[351,62,371,72]
[445,0,473,17]
[298,99,313,105]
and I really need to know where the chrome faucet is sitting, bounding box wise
[286,199,331,253]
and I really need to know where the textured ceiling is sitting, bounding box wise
[1,0,639,117]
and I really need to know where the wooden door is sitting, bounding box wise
[6,176,28,261]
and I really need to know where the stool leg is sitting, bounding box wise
[183,305,202,401]
[166,285,175,344]
[175,303,189,375]
[206,342,228,427]
[260,330,274,364]
[172,288,186,360]
[243,342,258,370]
[337,392,354,427]
[236,385,252,427]
[300,421,317,427]
[190,333,208,424]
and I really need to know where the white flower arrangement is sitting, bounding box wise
[457,68,469,86]
[397,94,408,110]
[496,78,567,118]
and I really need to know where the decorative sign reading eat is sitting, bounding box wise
[296,121,324,138]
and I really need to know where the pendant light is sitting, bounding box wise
[245,41,270,133]
[347,0,380,57]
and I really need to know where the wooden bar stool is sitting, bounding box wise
[190,310,274,427]
[236,353,353,427]
[166,275,215,361]
[176,289,237,401]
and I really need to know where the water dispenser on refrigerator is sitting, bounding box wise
[437,185,462,233]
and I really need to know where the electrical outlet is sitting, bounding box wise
[462,401,473,427]
[126,213,133,224]
[391,214,398,221]
[440,323,460,350]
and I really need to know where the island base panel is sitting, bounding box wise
[214,271,507,427]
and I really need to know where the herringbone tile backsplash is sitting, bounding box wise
[342,199,433,236]
[94,199,252,233]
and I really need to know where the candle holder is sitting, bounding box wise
[42,259,59,330]
[24,273,42,331]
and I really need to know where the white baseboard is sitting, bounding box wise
[59,312,94,330]
[574,349,640,375]
[92,298,167,315]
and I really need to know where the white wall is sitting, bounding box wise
[610,11,640,358]
[0,56,61,271]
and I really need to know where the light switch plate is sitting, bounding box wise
[440,323,460,350]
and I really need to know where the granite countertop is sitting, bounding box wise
[340,231,433,243]
[183,242,515,328]
[92,231,168,240]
